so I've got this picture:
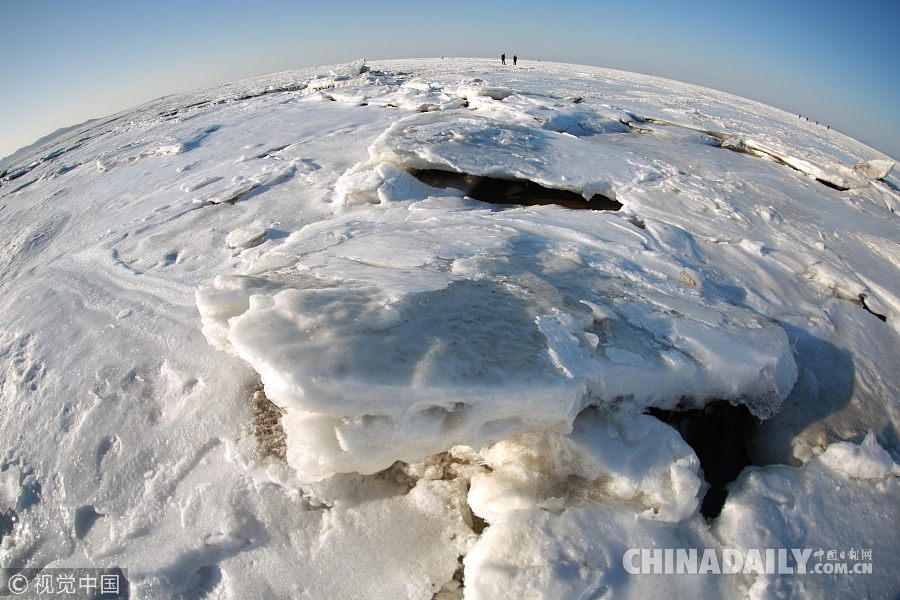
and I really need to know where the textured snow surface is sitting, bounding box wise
[1,58,899,598]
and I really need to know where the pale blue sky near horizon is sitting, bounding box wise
[2,0,898,162]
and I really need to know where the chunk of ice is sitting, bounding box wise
[197,188,797,481]
[225,226,267,250]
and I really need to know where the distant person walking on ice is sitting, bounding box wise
[501,53,506,65]
[513,55,518,65]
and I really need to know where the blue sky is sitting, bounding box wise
[2,0,898,161]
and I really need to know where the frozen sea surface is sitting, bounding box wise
[1,58,898,598]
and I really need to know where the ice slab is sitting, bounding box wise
[854,158,894,180]
[329,58,369,79]
[198,165,797,480]
[714,434,900,599]
[816,430,896,480]
[462,411,738,598]
[351,110,664,201]
[469,411,705,523]
[723,136,870,190]
[226,226,267,250]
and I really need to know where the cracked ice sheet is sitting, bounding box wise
[197,153,797,481]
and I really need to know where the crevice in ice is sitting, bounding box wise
[252,381,287,461]
[635,116,884,192]
[719,137,874,191]
[641,116,734,141]
[621,120,655,134]
[193,162,296,204]
[817,178,846,191]
[469,509,489,535]
[156,84,310,119]
[860,295,888,322]
[301,461,419,511]
[409,169,622,210]
[646,401,758,518]
[240,144,291,161]
[860,296,887,323]
[835,291,888,323]
[433,558,465,600]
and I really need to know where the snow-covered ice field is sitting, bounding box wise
[1,58,899,598]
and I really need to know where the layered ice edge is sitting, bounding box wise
[196,82,804,481]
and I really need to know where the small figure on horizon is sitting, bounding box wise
[501,53,506,65]
[513,55,518,66]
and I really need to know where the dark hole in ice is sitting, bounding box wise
[816,178,849,192]
[861,295,887,322]
[74,505,104,539]
[470,512,488,535]
[0,508,19,541]
[838,293,888,323]
[646,401,758,519]
[411,169,622,211]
